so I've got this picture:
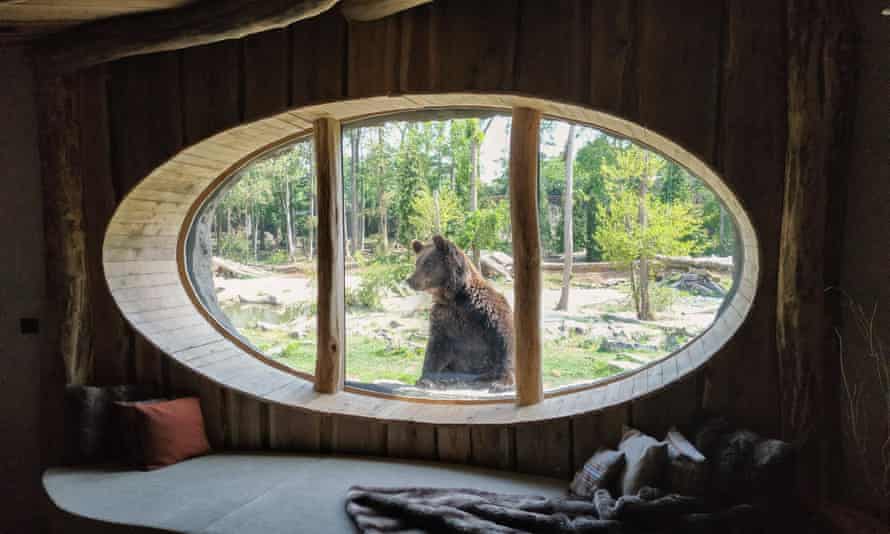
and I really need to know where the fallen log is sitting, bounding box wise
[541,261,627,273]
[213,257,269,278]
[654,254,733,273]
[480,255,512,280]
[238,294,279,305]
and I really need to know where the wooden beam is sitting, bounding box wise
[33,0,338,75]
[340,0,431,21]
[314,117,346,394]
[776,0,854,499]
[509,107,542,406]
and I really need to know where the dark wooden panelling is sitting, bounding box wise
[634,0,724,160]
[78,66,129,385]
[588,0,636,116]
[398,4,437,92]
[242,29,290,122]
[108,52,184,197]
[470,426,514,471]
[707,1,787,435]
[290,10,347,106]
[433,0,517,92]
[571,405,629,471]
[387,422,437,460]
[226,390,265,450]
[515,419,572,480]
[515,0,590,103]
[347,17,401,98]
[436,426,471,464]
[332,417,387,456]
[181,41,241,143]
[269,406,323,452]
[108,51,184,386]
[631,376,699,438]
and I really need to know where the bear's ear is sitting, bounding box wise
[433,234,448,251]
[411,240,423,254]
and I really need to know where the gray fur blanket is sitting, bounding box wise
[345,486,758,534]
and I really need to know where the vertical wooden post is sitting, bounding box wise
[314,117,346,394]
[509,107,543,406]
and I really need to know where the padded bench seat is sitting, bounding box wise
[44,453,567,533]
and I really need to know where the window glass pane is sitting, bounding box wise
[205,139,318,376]
[343,114,515,399]
[538,119,736,392]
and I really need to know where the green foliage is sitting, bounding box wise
[407,187,461,239]
[453,199,511,254]
[346,252,414,310]
[594,188,703,264]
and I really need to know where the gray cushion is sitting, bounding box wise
[617,426,668,496]
[570,448,625,498]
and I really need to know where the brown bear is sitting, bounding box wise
[407,235,514,390]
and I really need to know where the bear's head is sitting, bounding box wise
[406,235,468,295]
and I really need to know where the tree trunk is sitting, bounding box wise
[637,162,652,320]
[350,129,361,256]
[556,124,577,311]
[284,168,295,261]
[253,206,260,262]
[377,127,388,251]
[718,205,727,254]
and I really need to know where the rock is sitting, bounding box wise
[598,338,659,353]
[266,345,284,357]
[561,320,588,335]
[389,320,403,329]
[255,321,281,332]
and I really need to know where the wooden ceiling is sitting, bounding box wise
[0,0,199,44]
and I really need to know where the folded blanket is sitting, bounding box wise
[345,486,759,534]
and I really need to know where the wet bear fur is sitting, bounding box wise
[407,235,515,390]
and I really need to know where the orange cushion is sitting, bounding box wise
[116,397,211,470]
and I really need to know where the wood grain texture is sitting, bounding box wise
[387,422,437,460]
[437,426,471,464]
[571,406,630,471]
[470,426,514,471]
[269,405,323,451]
[509,107,543,406]
[226,390,266,450]
[242,29,290,122]
[290,10,347,106]
[332,417,387,455]
[777,0,854,498]
[36,72,92,385]
[33,0,338,74]
[587,0,635,116]
[341,0,431,21]
[433,0,517,92]
[397,3,437,92]
[314,117,346,393]
[515,419,572,479]
[634,0,723,160]
[347,16,401,98]
[706,1,787,434]
[515,0,590,103]
[181,40,241,144]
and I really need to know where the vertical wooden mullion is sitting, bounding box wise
[314,117,346,394]
[509,107,543,406]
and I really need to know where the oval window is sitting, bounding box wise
[187,109,741,401]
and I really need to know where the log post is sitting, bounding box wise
[776,0,854,499]
[36,73,92,386]
[509,107,543,406]
[314,117,346,393]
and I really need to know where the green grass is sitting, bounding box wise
[244,325,633,390]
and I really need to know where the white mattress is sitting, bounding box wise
[44,453,567,533]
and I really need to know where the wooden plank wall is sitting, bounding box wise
[55,0,791,479]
